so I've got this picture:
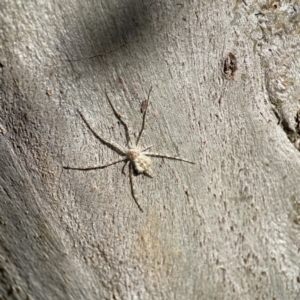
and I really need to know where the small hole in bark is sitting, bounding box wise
[295,109,300,135]
[223,52,237,80]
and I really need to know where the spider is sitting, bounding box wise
[63,87,195,212]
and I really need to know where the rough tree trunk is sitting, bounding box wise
[1,0,300,299]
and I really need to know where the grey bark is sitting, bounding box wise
[1,0,300,299]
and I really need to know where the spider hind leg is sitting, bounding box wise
[145,152,195,164]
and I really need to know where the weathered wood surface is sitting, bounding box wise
[1,0,300,299]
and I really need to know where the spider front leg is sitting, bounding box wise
[105,90,136,148]
[63,158,127,170]
[136,86,152,146]
[77,110,126,155]
[129,162,144,212]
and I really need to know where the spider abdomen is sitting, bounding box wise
[127,149,153,176]
[134,154,152,174]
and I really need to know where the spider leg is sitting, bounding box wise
[77,110,126,155]
[129,162,144,212]
[145,152,195,164]
[136,86,152,146]
[105,89,135,148]
[63,158,127,170]
[142,145,154,152]
[122,160,129,175]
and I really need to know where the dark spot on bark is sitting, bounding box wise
[223,52,237,80]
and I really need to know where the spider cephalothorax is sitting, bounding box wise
[63,87,194,212]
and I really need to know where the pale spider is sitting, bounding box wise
[63,87,195,212]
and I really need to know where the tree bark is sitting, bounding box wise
[1,0,300,299]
